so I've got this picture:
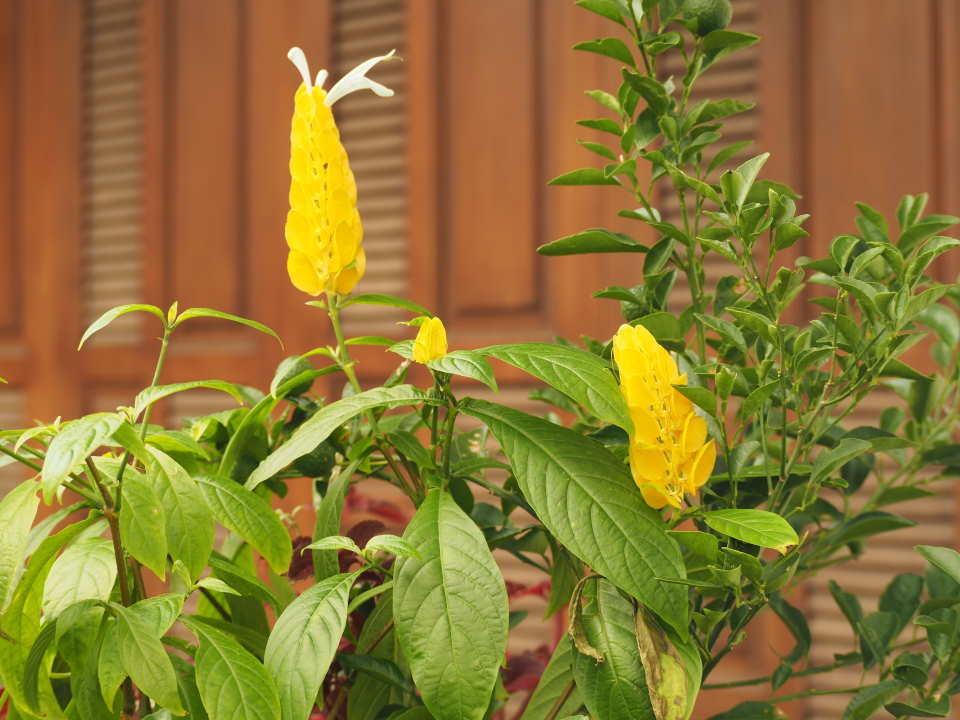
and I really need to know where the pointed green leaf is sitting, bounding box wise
[42,413,124,501]
[194,475,291,574]
[428,350,498,391]
[174,307,282,346]
[183,618,281,720]
[120,467,168,579]
[702,510,798,554]
[41,537,116,618]
[394,490,509,720]
[479,343,631,431]
[113,603,184,713]
[134,381,245,418]
[459,399,687,637]
[520,636,583,720]
[247,385,434,490]
[538,228,646,256]
[264,573,354,720]
[0,479,41,611]
[78,304,165,349]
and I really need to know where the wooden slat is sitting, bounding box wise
[0,1,19,335]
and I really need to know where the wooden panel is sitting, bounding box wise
[166,0,244,314]
[440,1,541,320]
[19,0,85,421]
[0,0,19,335]
[806,0,937,252]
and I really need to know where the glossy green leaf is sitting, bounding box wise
[113,603,184,713]
[459,399,687,637]
[41,537,116,618]
[428,350,498,391]
[174,307,281,345]
[183,617,281,720]
[832,512,915,545]
[575,0,627,25]
[917,545,960,586]
[548,168,621,186]
[365,534,420,559]
[768,594,810,664]
[879,573,923,636]
[574,37,635,66]
[885,696,950,718]
[341,293,432,317]
[706,702,786,720]
[306,535,361,555]
[149,448,215,581]
[42,412,124,501]
[479,343,631,431]
[810,438,873,485]
[78,304,165,349]
[248,385,432,489]
[264,573,354,720]
[520,636,583,720]
[134,381,245,418]
[209,555,281,615]
[313,461,355,581]
[701,510,798,554]
[0,479,40,611]
[394,490,509,720]
[538,228,645,255]
[841,680,904,720]
[194,475,292,574]
[571,579,654,720]
[120,467,168,579]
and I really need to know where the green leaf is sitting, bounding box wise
[306,535,361,555]
[0,479,40,611]
[208,555,280,615]
[885,697,951,718]
[41,537,116,618]
[78,304,165,349]
[394,490,508,720]
[898,215,960,254]
[879,573,924,636]
[673,385,716,419]
[174,307,282,346]
[134,380,245,418]
[459,399,687,637]
[548,168,621,186]
[701,510,798,554]
[183,617,281,720]
[738,380,779,420]
[113,603,184,713]
[702,30,759,66]
[479,343,631,431]
[828,580,863,633]
[810,438,873,485]
[841,680,904,720]
[428,350,498,391]
[248,385,432,490]
[696,99,755,124]
[832,512,915,545]
[578,117,622,135]
[365,534,420,559]
[520,637,583,720]
[917,545,960,586]
[341,293,432,317]
[768,594,810,664]
[120,466,169,579]
[194,475,292,574]
[538,228,646,256]
[42,412,124,501]
[575,0,627,25]
[149,448,215,582]
[571,579,654,720]
[313,463,353,582]
[574,37,635,66]
[264,573,354,720]
[337,653,412,695]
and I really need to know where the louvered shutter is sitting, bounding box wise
[83,0,144,346]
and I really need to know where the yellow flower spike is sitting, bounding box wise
[413,317,448,364]
[613,323,716,509]
[284,46,395,297]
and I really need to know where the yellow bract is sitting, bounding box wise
[285,82,365,296]
[413,317,448,364]
[613,324,716,509]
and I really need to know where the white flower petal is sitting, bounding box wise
[315,69,329,89]
[287,46,313,90]
[325,49,397,106]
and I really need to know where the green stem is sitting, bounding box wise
[768,683,880,705]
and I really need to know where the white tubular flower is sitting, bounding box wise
[286,46,396,106]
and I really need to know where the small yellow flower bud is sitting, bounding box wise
[413,317,448,364]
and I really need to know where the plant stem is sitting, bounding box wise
[199,587,232,621]
[768,683,880,704]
